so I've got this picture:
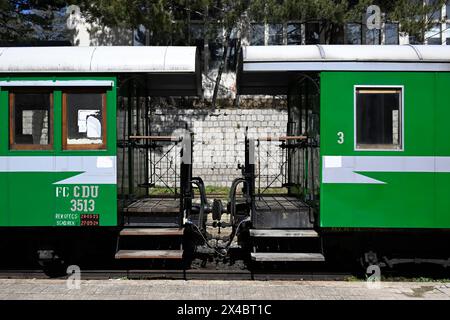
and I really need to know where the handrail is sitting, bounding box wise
[129,135,182,142]
[257,135,307,142]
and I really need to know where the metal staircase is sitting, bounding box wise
[115,227,184,260]
[249,228,325,262]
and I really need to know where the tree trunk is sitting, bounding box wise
[212,28,231,108]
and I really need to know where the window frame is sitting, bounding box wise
[9,88,54,151]
[353,85,404,152]
[62,88,107,151]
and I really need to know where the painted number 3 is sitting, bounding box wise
[337,132,344,144]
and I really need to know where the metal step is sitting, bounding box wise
[251,252,325,262]
[250,229,318,238]
[115,250,183,260]
[125,222,180,227]
[120,228,184,236]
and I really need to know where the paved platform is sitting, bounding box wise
[1,279,450,300]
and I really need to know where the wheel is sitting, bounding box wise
[37,249,67,278]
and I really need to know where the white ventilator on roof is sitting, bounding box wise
[238,45,450,94]
[0,46,197,73]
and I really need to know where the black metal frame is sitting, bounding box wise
[117,75,197,227]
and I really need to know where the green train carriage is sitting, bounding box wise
[2,44,450,271]
[0,46,202,269]
[237,45,450,267]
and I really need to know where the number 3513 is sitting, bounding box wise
[70,199,95,212]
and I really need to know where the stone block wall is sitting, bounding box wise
[150,103,288,188]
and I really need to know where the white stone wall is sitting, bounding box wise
[151,106,288,187]
[21,110,49,144]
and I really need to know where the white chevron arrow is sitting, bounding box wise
[322,156,450,184]
[0,156,116,185]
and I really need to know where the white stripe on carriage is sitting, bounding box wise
[322,156,450,184]
[0,156,116,185]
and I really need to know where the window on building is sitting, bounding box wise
[345,23,362,44]
[355,87,402,150]
[445,27,450,44]
[250,23,265,45]
[9,90,53,150]
[305,22,320,44]
[426,0,442,21]
[287,23,302,45]
[63,90,106,150]
[426,23,442,44]
[409,35,420,44]
[268,24,283,45]
[365,26,380,44]
[384,23,399,45]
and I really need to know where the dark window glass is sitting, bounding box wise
[385,23,399,44]
[365,27,380,44]
[427,23,442,44]
[428,37,442,44]
[345,23,362,44]
[64,92,106,149]
[409,35,420,44]
[287,23,302,45]
[356,88,402,150]
[250,24,265,45]
[10,91,52,149]
[268,24,283,45]
[305,22,320,44]
[426,0,441,21]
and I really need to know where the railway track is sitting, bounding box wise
[0,268,353,281]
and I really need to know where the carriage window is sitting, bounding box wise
[63,91,106,150]
[9,91,53,150]
[356,88,402,150]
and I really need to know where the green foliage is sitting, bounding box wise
[0,0,68,42]
[389,0,447,42]
[1,0,447,44]
[280,0,349,23]
[78,0,450,45]
[78,0,187,45]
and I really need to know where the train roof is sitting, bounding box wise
[0,46,201,96]
[238,45,450,95]
[0,46,197,73]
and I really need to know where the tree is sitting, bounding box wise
[389,0,447,43]
[0,0,68,42]
[78,0,192,45]
[77,0,449,104]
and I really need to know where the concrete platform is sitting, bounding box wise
[0,279,450,300]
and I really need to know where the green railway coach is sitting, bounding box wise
[0,46,201,269]
[238,45,450,267]
[2,44,450,271]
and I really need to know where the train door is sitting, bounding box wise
[287,76,321,209]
